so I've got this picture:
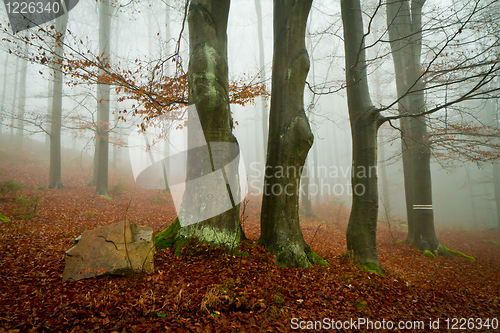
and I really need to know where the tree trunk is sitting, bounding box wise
[254,0,268,155]
[379,131,391,221]
[48,12,68,189]
[341,0,384,273]
[94,0,111,196]
[156,0,245,250]
[15,41,28,151]
[259,0,326,268]
[386,0,446,254]
[45,78,52,152]
[301,158,314,217]
[493,162,500,229]
[374,67,391,221]
[493,36,500,229]
[9,57,19,142]
[0,52,8,136]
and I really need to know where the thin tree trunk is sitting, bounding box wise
[259,0,326,268]
[0,52,8,136]
[341,0,384,273]
[254,0,267,155]
[379,133,391,220]
[94,0,111,196]
[9,57,19,142]
[493,32,500,229]
[48,12,68,189]
[374,66,391,221]
[15,41,28,150]
[312,135,320,205]
[45,78,52,152]
[165,0,171,76]
[301,158,314,216]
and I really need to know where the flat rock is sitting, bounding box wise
[62,221,154,281]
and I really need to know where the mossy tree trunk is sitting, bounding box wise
[387,0,446,254]
[48,12,68,189]
[259,0,326,268]
[341,0,385,273]
[156,0,245,250]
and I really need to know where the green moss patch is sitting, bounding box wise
[355,300,368,311]
[486,240,500,246]
[423,250,436,259]
[359,262,384,276]
[307,250,329,266]
[443,246,476,262]
[154,217,181,250]
[0,213,10,222]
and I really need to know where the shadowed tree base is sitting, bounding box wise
[261,239,328,268]
[47,182,64,189]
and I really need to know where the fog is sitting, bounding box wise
[0,0,498,229]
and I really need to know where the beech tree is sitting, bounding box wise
[0,52,8,136]
[254,0,268,154]
[92,0,112,196]
[48,11,69,189]
[155,0,246,250]
[14,38,28,150]
[259,0,326,267]
[340,0,385,273]
[386,0,446,254]
[385,0,500,248]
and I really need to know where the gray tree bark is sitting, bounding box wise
[94,0,111,196]
[492,21,500,229]
[386,0,446,254]
[45,78,52,152]
[15,40,28,150]
[341,0,385,273]
[254,0,267,155]
[9,56,19,142]
[301,159,314,217]
[0,52,8,136]
[379,134,391,221]
[48,12,68,189]
[259,0,326,268]
[493,161,500,228]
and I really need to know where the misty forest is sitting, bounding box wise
[0,0,500,331]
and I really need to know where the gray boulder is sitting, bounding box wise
[62,220,154,281]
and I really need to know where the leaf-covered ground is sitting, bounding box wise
[0,145,499,332]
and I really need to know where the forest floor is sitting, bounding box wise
[0,142,499,332]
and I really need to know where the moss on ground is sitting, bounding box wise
[154,217,181,250]
[423,250,436,259]
[443,246,476,262]
[360,262,385,276]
